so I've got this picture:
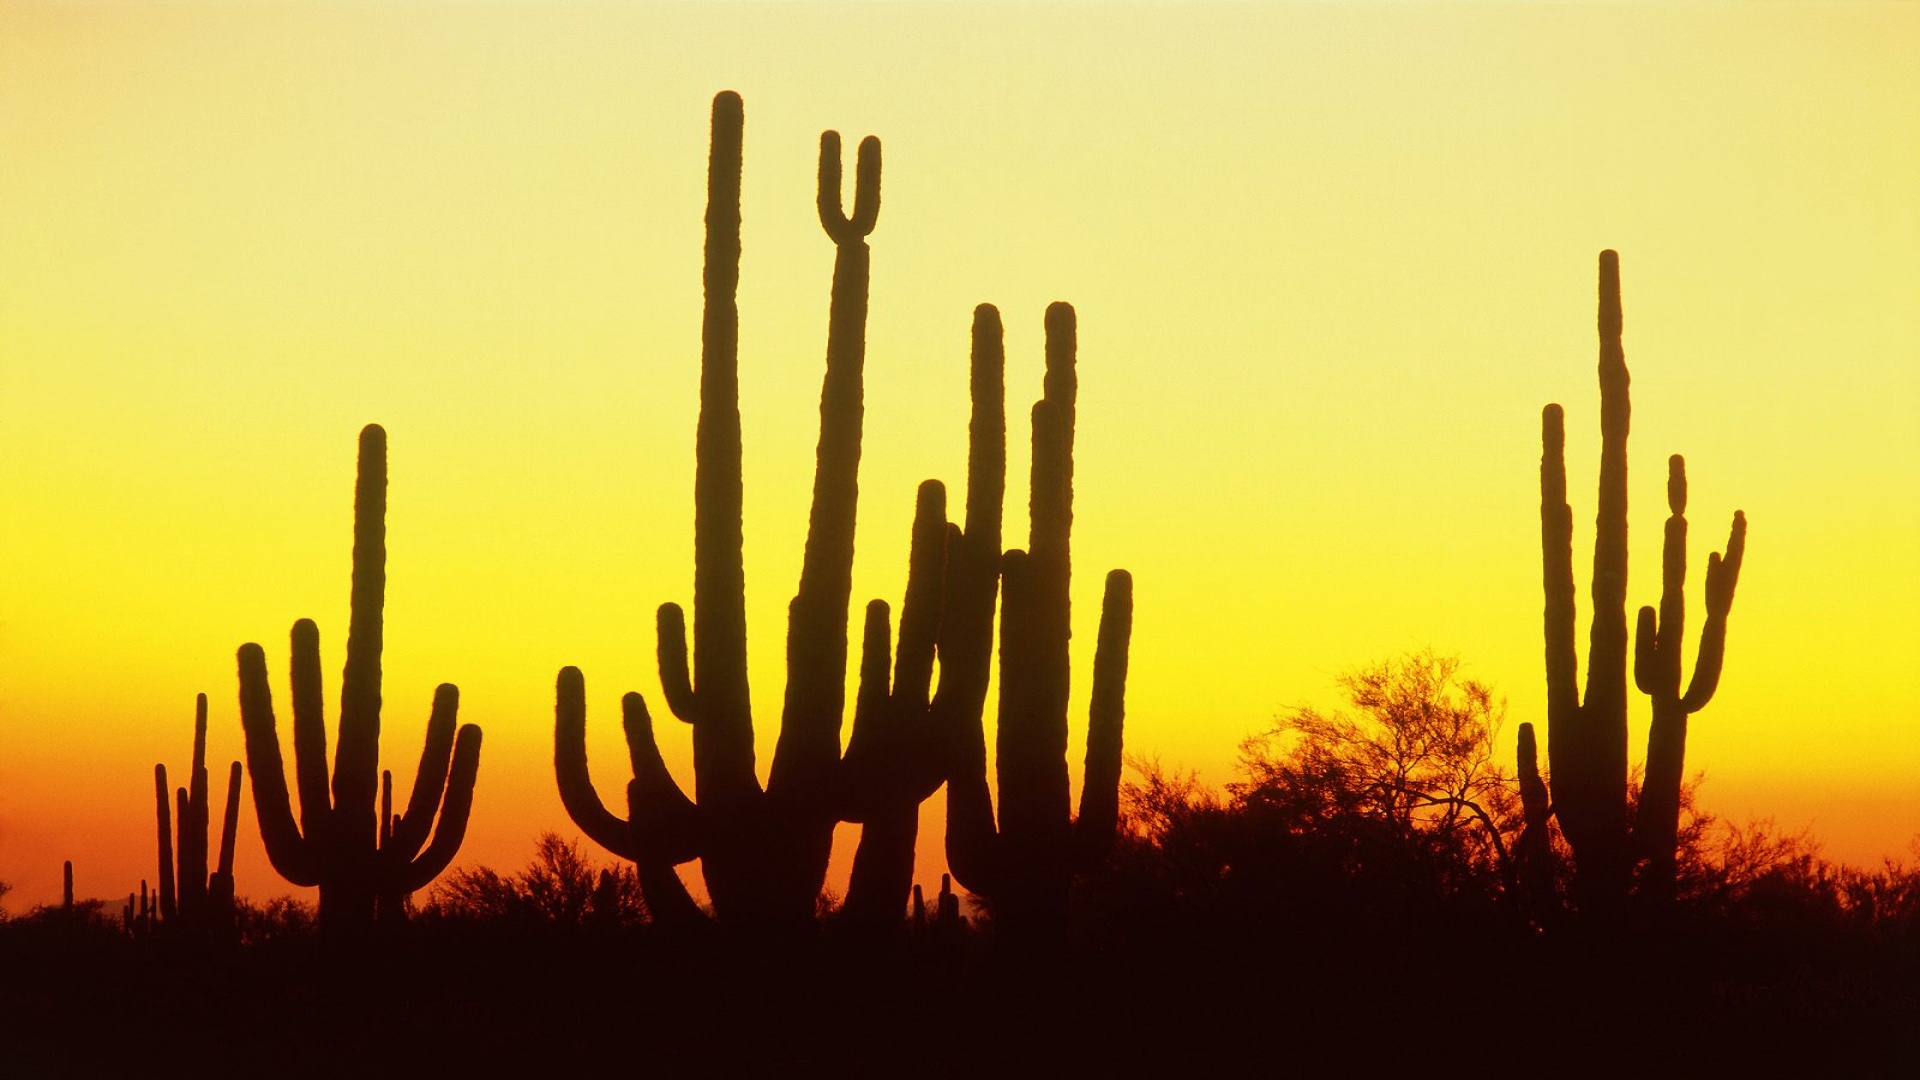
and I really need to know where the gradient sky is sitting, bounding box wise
[2,1,1915,910]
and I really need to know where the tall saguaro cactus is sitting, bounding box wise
[944,302,1135,944]
[557,91,908,930]
[237,424,483,932]
[1539,250,1746,915]
[1631,456,1746,901]
[1540,251,1633,914]
[154,693,243,934]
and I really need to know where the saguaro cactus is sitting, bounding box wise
[944,302,1135,944]
[1539,251,1635,915]
[1539,250,1746,915]
[237,424,482,932]
[1631,456,1746,900]
[558,91,919,930]
[154,693,243,934]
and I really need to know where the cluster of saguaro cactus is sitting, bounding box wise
[153,693,243,935]
[557,90,922,930]
[236,424,483,932]
[555,92,1134,937]
[1538,250,1745,915]
[943,302,1134,944]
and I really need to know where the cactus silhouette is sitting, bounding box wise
[943,302,1135,944]
[1540,250,1745,915]
[236,424,482,932]
[558,91,928,930]
[1631,455,1746,901]
[153,693,243,935]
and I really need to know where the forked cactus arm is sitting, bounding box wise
[1680,511,1746,713]
[395,723,482,894]
[237,641,324,887]
[386,683,461,860]
[554,666,638,861]
[817,131,882,243]
[1075,569,1133,865]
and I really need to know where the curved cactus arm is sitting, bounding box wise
[624,780,708,927]
[288,618,333,835]
[1680,510,1747,713]
[393,722,481,894]
[622,692,701,866]
[386,683,461,861]
[1075,569,1133,868]
[237,641,325,887]
[554,667,638,861]
[655,604,698,725]
[217,761,242,878]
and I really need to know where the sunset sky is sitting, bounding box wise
[2,2,1915,911]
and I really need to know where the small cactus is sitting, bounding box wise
[154,693,244,936]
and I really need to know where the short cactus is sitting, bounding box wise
[153,693,243,935]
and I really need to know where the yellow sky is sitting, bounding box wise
[2,2,1916,909]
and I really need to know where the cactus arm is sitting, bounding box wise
[1540,404,1580,724]
[288,618,333,835]
[155,764,177,921]
[624,780,708,927]
[237,642,324,887]
[394,723,482,894]
[892,480,946,709]
[655,604,697,725]
[333,424,387,865]
[1633,606,1658,695]
[217,761,241,878]
[553,666,638,860]
[690,90,756,802]
[386,683,460,860]
[1680,511,1746,713]
[622,692,701,866]
[817,132,882,244]
[1074,569,1132,867]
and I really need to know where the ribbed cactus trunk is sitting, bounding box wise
[1541,250,1634,918]
[1631,457,1746,902]
[944,303,1134,945]
[237,424,483,937]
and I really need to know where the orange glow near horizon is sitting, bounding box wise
[2,2,1917,910]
